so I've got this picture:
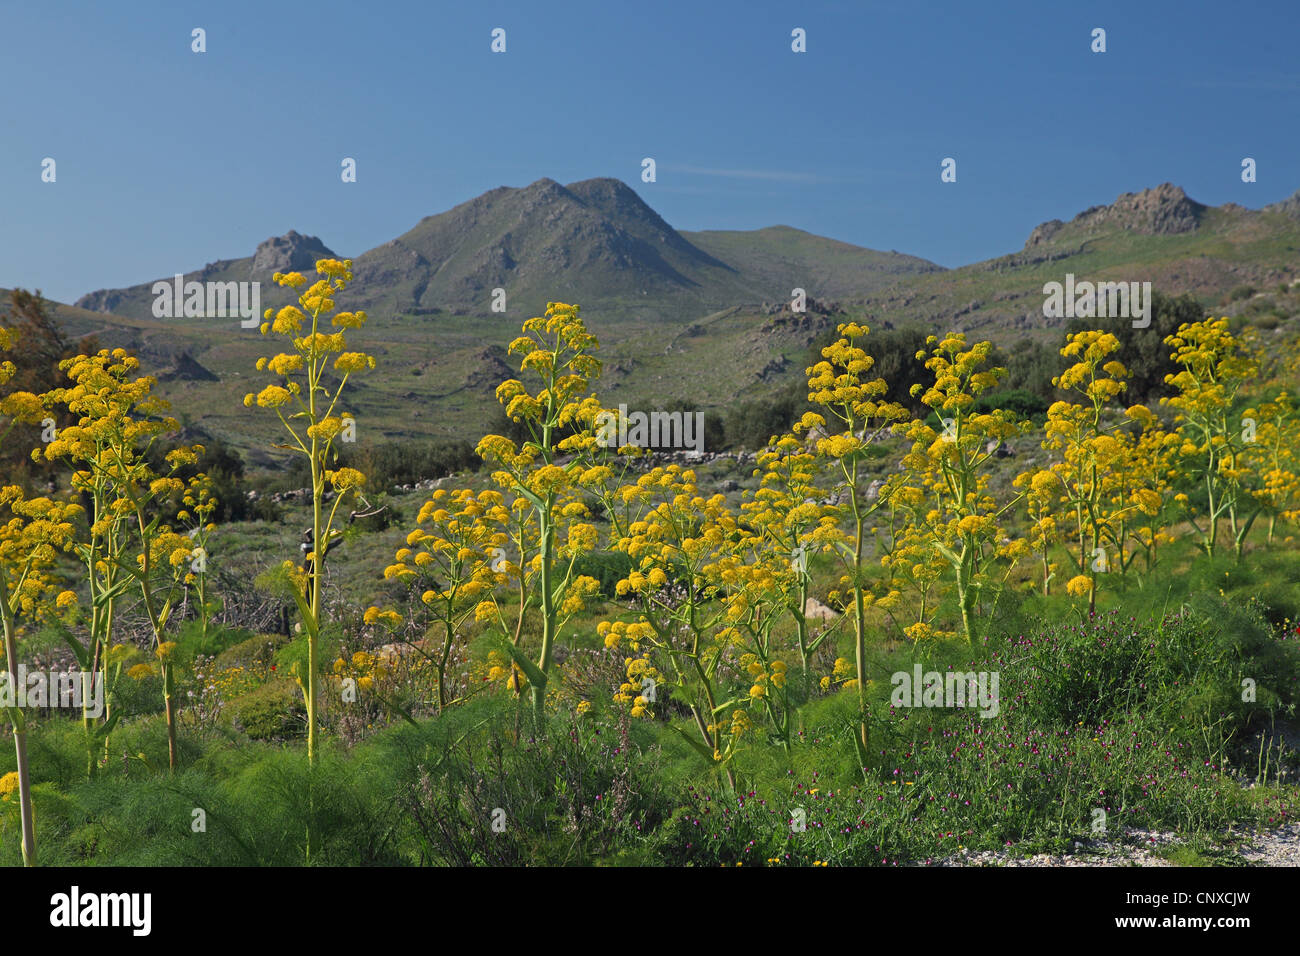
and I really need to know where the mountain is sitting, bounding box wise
[682,225,943,301]
[848,183,1300,340]
[41,177,949,460]
[1265,189,1300,220]
[344,177,752,320]
[11,179,1298,464]
[74,178,939,325]
[1024,182,1206,246]
[76,231,339,319]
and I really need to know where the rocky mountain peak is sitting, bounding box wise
[1077,183,1205,235]
[251,231,338,276]
[1026,183,1206,247]
[1266,189,1300,220]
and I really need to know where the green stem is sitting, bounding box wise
[3,610,37,866]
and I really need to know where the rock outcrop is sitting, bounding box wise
[251,230,339,276]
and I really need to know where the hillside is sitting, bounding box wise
[9,180,1300,465]
[74,231,340,320]
[849,184,1300,343]
[75,178,939,327]
[681,224,943,300]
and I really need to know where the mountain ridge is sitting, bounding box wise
[72,177,941,322]
[11,178,1296,461]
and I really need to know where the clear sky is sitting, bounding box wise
[2,0,1298,304]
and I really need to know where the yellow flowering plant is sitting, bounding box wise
[0,328,84,863]
[742,431,839,671]
[600,465,746,788]
[329,650,392,702]
[0,325,43,448]
[243,259,374,764]
[475,302,604,719]
[1105,403,1178,577]
[0,490,82,867]
[176,473,220,643]
[29,350,134,775]
[1039,331,1151,611]
[804,321,908,765]
[1011,467,1063,596]
[893,333,1026,642]
[39,348,200,773]
[369,487,510,712]
[1242,391,1300,544]
[876,492,949,631]
[483,491,542,695]
[716,548,797,753]
[1161,318,1260,559]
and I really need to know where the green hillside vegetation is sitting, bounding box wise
[2,284,1299,868]
[9,181,1300,473]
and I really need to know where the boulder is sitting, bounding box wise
[804,597,839,621]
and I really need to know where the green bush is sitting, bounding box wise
[387,699,674,865]
[972,388,1049,420]
[570,550,635,598]
[228,679,306,740]
[1063,291,1205,405]
[176,620,253,662]
[301,439,478,490]
[214,633,286,672]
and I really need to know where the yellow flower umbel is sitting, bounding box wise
[244,259,374,765]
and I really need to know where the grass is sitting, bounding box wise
[4,578,1297,866]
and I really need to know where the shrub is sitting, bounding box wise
[391,702,673,865]
[228,680,306,741]
[569,550,635,598]
[972,388,1049,420]
[214,633,287,672]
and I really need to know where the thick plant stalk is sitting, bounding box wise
[243,259,372,770]
[532,502,555,721]
[162,663,177,770]
[99,594,116,766]
[132,534,179,772]
[849,473,870,766]
[83,626,100,778]
[307,437,322,766]
[3,615,36,866]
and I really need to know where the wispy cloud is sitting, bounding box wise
[670,164,822,184]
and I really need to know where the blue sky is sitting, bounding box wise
[2,0,1298,304]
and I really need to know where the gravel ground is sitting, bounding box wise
[925,823,1300,867]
